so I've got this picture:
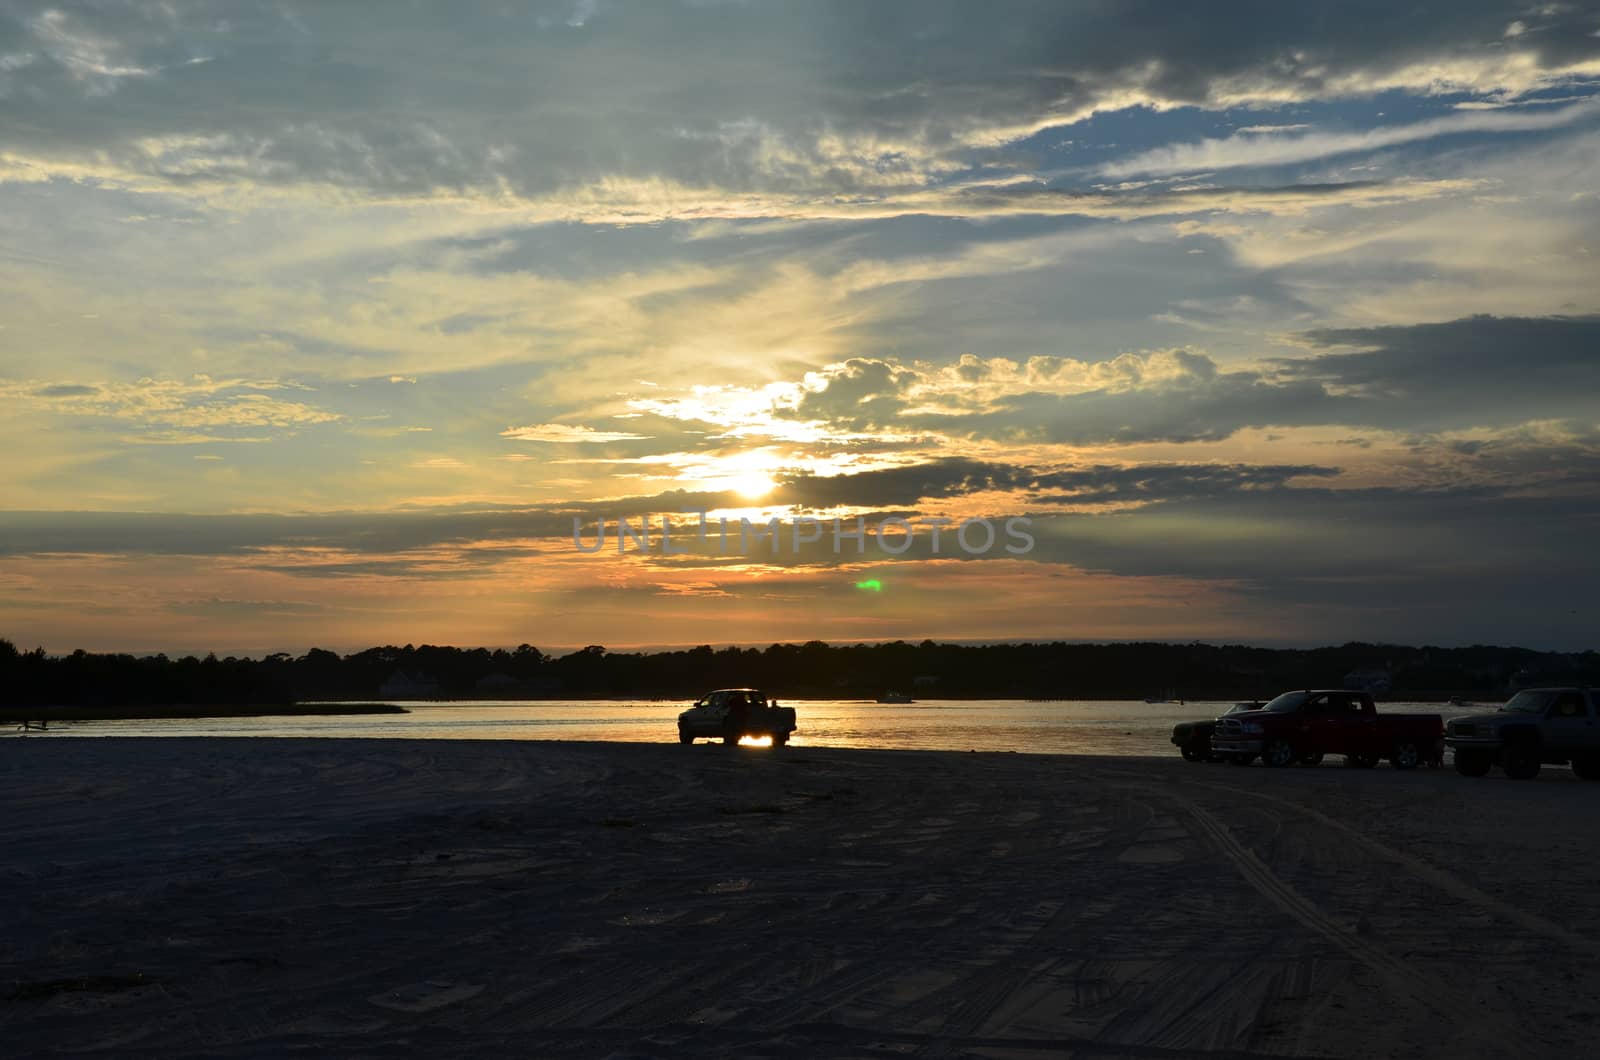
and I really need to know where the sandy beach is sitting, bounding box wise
[3,738,1597,1058]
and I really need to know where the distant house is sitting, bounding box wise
[379,670,441,699]
[1509,662,1580,690]
[474,673,525,695]
[1343,667,1393,694]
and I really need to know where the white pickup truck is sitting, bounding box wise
[1445,687,1600,780]
[677,688,797,746]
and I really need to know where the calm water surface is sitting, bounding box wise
[12,698,1451,757]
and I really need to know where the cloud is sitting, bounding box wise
[765,315,1600,444]
[1235,123,1311,135]
[33,383,99,397]
[5,462,1597,647]
[4,376,340,432]
[1027,463,1343,503]
[0,455,1435,563]
[1020,483,1600,626]
[0,508,582,558]
[790,359,920,427]
[500,424,651,443]
[1101,98,1600,177]
[772,457,1340,508]
[2,2,1597,207]
[1280,314,1600,427]
[166,597,330,617]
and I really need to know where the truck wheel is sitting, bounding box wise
[1180,744,1206,762]
[678,727,693,745]
[773,731,790,747]
[1390,741,1421,770]
[1345,753,1379,769]
[1298,752,1324,766]
[1571,756,1600,780]
[1501,744,1541,780]
[1227,753,1256,766]
[1453,750,1492,777]
[1262,738,1296,768]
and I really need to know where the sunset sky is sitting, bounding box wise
[3,1,1599,654]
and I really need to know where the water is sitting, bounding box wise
[5,699,1451,757]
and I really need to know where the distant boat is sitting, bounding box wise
[876,691,914,703]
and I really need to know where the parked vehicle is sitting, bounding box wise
[1171,701,1263,762]
[1210,689,1444,769]
[1445,687,1600,780]
[678,688,797,746]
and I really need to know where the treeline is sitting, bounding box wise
[3,637,1597,707]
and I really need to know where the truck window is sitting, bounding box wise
[1262,691,1313,713]
[1503,690,1555,713]
[1551,692,1586,718]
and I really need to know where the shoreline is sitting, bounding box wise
[0,702,408,723]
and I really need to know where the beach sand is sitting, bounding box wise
[2,737,1596,1058]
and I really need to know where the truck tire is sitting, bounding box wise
[1262,738,1296,768]
[1453,750,1492,776]
[1572,756,1600,781]
[1180,743,1207,762]
[1501,743,1541,780]
[1390,741,1421,770]
[679,727,693,745]
[773,730,790,747]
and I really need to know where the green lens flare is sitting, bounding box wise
[855,579,882,592]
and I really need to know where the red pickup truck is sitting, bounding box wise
[1210,689,1444,768]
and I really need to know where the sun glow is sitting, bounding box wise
[688,449,783,498]
[728,471,777,499]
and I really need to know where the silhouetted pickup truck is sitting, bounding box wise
[678,688,797,746]
[1446,687,1600,780]
[1210,689,1444,769]
[1171,701,1264,761]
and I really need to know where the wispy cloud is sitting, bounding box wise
[501,424,651,443]
[1102,99,1600,177]
[4,376,340,430]
[1235,123,1311,135]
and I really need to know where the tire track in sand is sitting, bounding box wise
[1155,789,1521,1055]
[1182,777,1600,959]
[1097,763,1600,960]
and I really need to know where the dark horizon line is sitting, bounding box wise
[6,634,1596,663]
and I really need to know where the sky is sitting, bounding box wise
[2,0,1599,655]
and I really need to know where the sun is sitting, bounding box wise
[690,450,781,499]
[727,471,777,499]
